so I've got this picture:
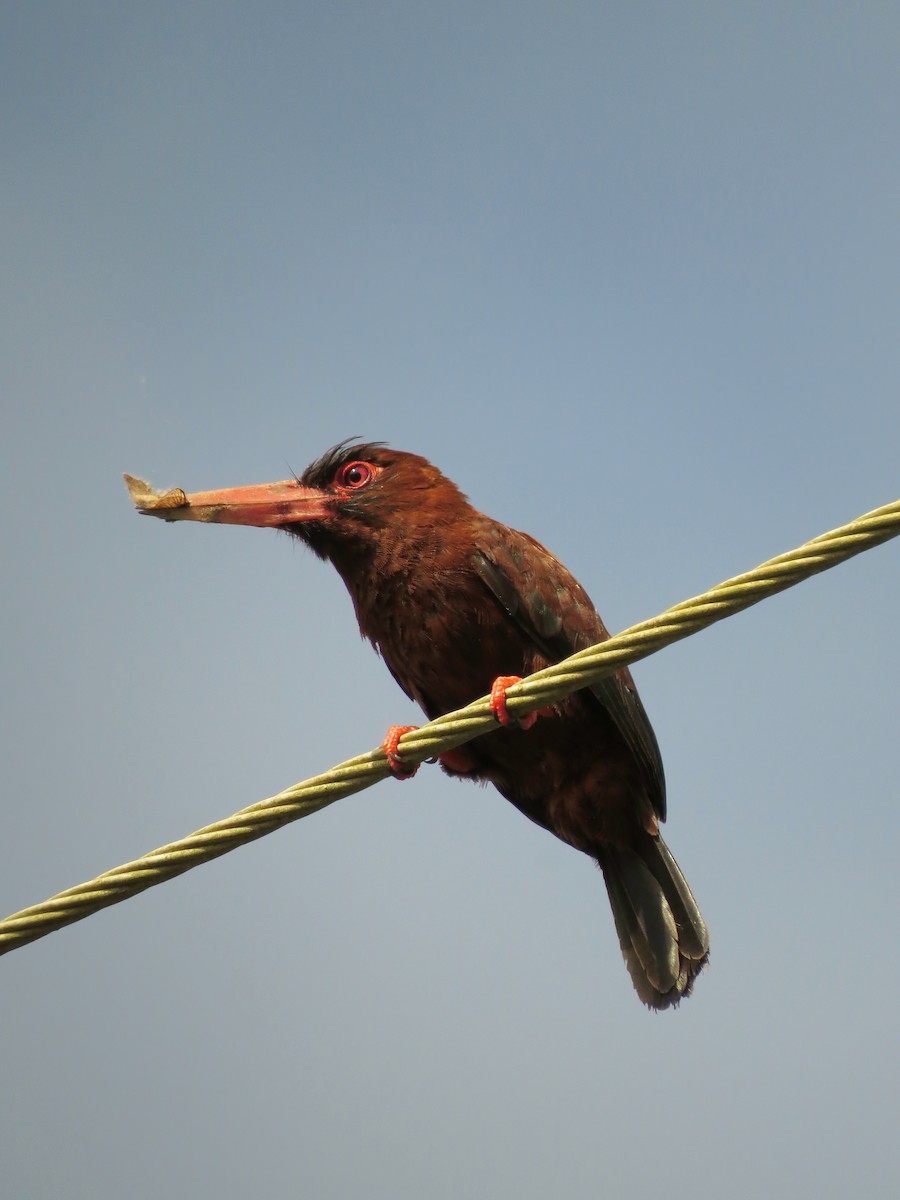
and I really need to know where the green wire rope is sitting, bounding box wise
[1,497,898,957]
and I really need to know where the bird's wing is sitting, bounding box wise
[472,524,667,819]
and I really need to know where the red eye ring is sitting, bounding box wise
[338,460,376,489]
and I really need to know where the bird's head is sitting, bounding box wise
[125,439,472,568]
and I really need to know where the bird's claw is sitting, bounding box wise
[489,676,538,730]
[382,725,420,779]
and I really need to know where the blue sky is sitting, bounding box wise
[2,4,898,1197]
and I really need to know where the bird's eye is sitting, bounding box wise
[337,460,376,489]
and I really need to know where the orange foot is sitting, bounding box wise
[382,725,420,779]
[490,675,539,730]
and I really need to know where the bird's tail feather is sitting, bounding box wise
[598,835,709,1010]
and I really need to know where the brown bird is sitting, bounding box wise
[127,440,709,1008]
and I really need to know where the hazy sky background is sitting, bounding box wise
[2,4,898,1197]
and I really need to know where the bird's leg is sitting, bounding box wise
[386,673,549,779]
[382,726,475,779]
[382,725,420,778]
[490,675,539,730]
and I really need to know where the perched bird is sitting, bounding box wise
[127,440,709,1008]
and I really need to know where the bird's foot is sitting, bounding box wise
[382,725,420,779]
[490,676,539,730]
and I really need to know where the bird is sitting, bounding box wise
[126,439,709,1008]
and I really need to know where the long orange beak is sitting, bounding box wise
[123,474,333,527]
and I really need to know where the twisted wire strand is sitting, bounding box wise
[1,497,897,957]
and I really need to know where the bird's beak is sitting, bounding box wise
[123,474,333,527]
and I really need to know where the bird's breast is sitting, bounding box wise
[355,561,533,717]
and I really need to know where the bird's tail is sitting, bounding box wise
[597,834,709,1010]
